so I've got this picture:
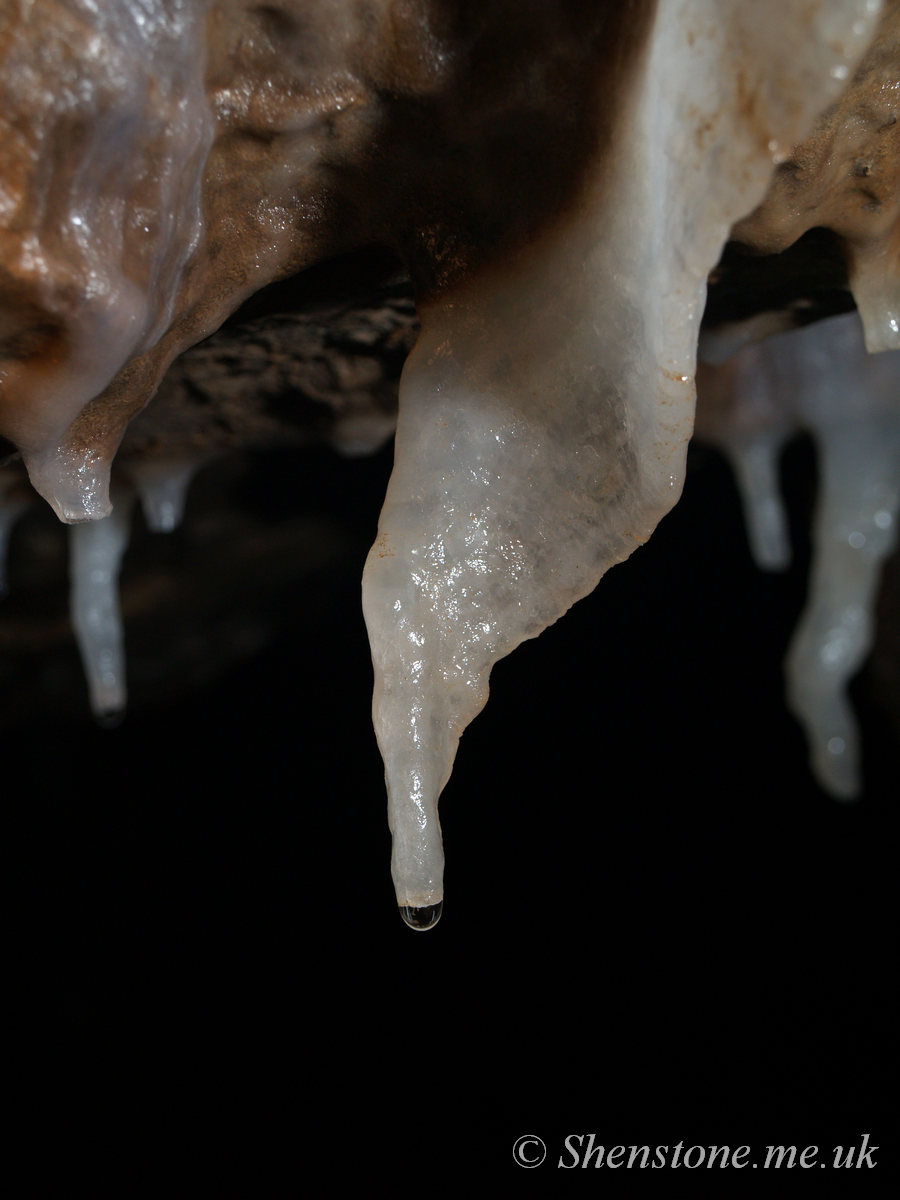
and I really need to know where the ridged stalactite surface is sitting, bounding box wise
[362,1,882,910]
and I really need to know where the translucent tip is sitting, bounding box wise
[399,902,443,931]
[94,707,126,730]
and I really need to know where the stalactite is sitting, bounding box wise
[0,2,894,932]
[362,1,880,921]
[68,489,135,721]
[697,312,900,798]
[130,457,210,534]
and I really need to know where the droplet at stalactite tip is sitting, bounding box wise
[399,902,443,931]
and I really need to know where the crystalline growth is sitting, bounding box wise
[362,2,880,918]
[700,313,900,799]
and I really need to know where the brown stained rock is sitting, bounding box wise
[2,2,899,501]
[734,0,900,253]
[0,0,653,520]
[0,0,213,511]
[120,254,418,460]
[729,0,900,348]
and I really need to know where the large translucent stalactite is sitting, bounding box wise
[361,2,881,923]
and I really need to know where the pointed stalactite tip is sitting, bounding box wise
[94,707,126,730]
[399,902,443,931]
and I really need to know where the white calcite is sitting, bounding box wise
[68,491,135,719]
[67,457,207,716]
[130,456,208,534]
[700,312,900,798]
[696,338,796,572]
[362,2,881,917]
[792,408,900,797]
[1,454,208,721]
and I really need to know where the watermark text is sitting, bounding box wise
[510,1135,878,1170]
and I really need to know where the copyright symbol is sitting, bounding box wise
[513,1135,546,1167]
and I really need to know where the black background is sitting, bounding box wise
[4,432,887,1140]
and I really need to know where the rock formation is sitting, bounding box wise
[1,1,897,927]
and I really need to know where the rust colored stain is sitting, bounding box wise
[735,1,900,271]
[0,0,658,492]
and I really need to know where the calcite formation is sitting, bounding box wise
[696,312,900,799]
[0,1,898,927]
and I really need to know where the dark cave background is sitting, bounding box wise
[3,428,888,1135]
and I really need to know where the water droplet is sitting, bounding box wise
[95,708,125,730]
[399,902,443,931]
[827,737,845,756]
